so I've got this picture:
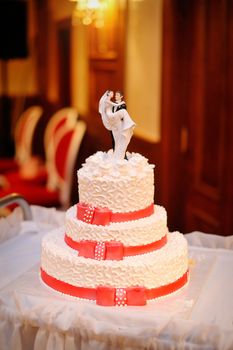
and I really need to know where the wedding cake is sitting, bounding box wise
[41,90,188,306]
[40,150,189,306]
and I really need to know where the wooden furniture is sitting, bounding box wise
[161,0,233,235]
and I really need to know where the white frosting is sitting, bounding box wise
[40,150,189,302]
[65,204,168,246]
[78,151,155,212]
[41,228,188,290]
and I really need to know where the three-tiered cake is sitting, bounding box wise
[40,151,188,306]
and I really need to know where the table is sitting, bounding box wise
[0,206,233,350]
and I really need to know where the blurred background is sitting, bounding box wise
[0,0,232,235]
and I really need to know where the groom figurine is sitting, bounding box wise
[98,90,135,160]
[112,91,127,113]
[111,91,127,150]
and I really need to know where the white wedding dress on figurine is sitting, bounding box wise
[98,92,113,131]
[99,91,136,160]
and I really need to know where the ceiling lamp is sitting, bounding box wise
[71,0,108,28]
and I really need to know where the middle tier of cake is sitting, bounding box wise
[65,204,168,253]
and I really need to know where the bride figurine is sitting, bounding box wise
[99,90,136,160]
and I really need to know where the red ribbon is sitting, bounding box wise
[96,286,147,306]
[77,202,154,226]
[41,268,188,306]
[64,234,167,260]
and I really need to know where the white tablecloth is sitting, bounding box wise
[0,206,233,350]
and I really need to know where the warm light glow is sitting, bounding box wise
[72,0,109,28]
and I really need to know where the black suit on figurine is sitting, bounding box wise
[112,103,127,113]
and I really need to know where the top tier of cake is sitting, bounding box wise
[78,151,155,213]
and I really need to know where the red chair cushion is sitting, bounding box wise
[5,167,48,186]
[55,129,73,179]
[0,159,18,173]
[4,156,48,186]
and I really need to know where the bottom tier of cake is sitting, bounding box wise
[41,228,189,306]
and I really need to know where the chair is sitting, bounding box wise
[43,107,79,188]
[0,106,43,173]
[43,119,87,208]
[44,107,78,157]
[0,121,86,209]
[3,107,79,186]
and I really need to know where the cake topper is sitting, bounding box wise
[99,90,136,160]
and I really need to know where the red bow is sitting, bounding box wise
[96,286,147,306]
[77,202,155,226]
[77,240,124,260]
[77,203,112,225]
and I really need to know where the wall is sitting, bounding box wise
[71,24,89,115]
[0,0,163,140]
[70,0,163,141]
[125,0,163,142]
